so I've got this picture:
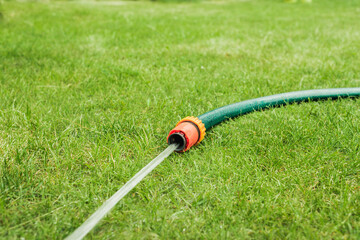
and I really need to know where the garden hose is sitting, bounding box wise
[67,87,360,240]
[168,88,360,151]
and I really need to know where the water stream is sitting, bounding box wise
[65,143,178,240]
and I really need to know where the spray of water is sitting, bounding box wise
[65,144,178,240]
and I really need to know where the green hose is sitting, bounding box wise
[198,88,360,130]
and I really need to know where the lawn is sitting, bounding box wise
[0,0,360,239]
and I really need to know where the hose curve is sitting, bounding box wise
[198,88,360,129]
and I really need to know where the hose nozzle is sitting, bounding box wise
[167,116,206,152]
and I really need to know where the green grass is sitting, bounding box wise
[1,0,360,239]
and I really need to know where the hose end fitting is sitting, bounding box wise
[167,116,206,152]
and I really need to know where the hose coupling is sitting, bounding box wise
[167,116,206,152]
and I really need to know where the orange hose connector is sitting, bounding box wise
[167,116,206,152]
